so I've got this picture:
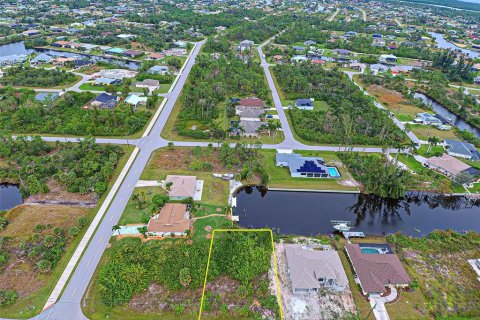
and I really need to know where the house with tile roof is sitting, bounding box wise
[164,175,197,200]
[345,243,411,296]
[147,203,190,237]
[425,154,479,179]
[285,245,348,294]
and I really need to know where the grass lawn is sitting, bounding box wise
[416,144,445,157]
[79,82,106,91]
[0,145,134,319]
[410,124,458,141]
[140,148,230,206]
[260,149,358,191]
[397,153,424,172]
[192,216,232,242]
[118,186,166,225]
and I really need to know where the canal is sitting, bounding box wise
[0,41,139,70]
[414,92,480,138]
[429,32,479,59]
[0,184,23,211]
[234,187,480,237]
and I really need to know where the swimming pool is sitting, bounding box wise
[361,248,380,254]
[327,167,341,178]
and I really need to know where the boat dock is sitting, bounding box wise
[342,231,365,242]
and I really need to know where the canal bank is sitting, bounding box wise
[233,187,480,237]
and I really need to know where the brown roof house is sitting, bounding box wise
[147,203,190,237]
[345,243,411,296]
[425,154,479,179]
[164,175,197,200]
[285,245,349,294]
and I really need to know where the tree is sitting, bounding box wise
[427,137,440,154]
[0,217,8,231]
[179,267,192,287]
[407,141,418,157]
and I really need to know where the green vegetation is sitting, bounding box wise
[388,231,480,318]
[0,88,151,136]
[0,136,123,197]
[0,67,78,87]
[273,64,405,145]
[338,152,414,198]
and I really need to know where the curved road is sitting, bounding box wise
[2,35,420,320]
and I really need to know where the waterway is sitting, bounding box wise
[234,187,480,237]
[0,41,139,70]
[429,32,479,59]
[0,184,23,211]
[414,92,480,138]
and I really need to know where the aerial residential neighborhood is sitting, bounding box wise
[0,0,480,320]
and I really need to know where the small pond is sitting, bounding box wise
[0,184,23,211]
[234,187,480,237]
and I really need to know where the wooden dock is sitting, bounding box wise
[342,232,365,241]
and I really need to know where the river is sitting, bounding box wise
[234,187,480,237]
[0,184,23,211]
[429,32,479,59]
[414,92,480,138]
[0,41,139,70]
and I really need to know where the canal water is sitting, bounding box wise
[414,92,480,138]
[0,41,139,70]
[429,32,479,59]
[234,187,480,237]
[0,184,23,211]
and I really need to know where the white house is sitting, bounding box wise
[135,79,160,92]
[379,54,398,63]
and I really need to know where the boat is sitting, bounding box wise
[331,220,353,232]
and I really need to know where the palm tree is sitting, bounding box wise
[407,141,418,157]
[427,136,440,154]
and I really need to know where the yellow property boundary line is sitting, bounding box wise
[198,229,284,320]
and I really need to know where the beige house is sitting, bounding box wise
[285,245,349,294]
[164,175,197,200]
[135,79,160,93]
[147,203,190,237]
[424,154,473,178]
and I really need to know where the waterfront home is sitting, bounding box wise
[53,57,76,67]
[148,65,170,75]
[52,40,71,48]
[379,54,398,63]
[285,245,348,294]
[425,154,479,180]
[0,54,28,66]
[123,49,143,58]
[444,139,480,160]
[22,29,40,37]
[125,94,147,108]
[135,79,160,92]
[106,47,126,55]
[31,53,53,65]
[91,93,119,109]
[147,203,190,237]
[414,112,443,126]
[345,243,411,296]
[275,153,339,178]
[164,175,197,200]
[295,98,314,110]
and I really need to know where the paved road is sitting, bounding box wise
[2,40,206,320]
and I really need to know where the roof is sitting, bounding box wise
[123,49,142,56]
[238,98,264,108]
[148,65,169,73]
[276,153,327,175]
[125,94,147,105]
[94,77,118,84]
[345,243,411,293]
[239,120,265,134]
[296,99,313,107]
[94,93,118,103]
[285,245,348,290]
[165,175,196,198]
[238,108,264,119]
[32,53,53,63]
[136,79,159,87]
[35,92,59,103]
[426,154,472,176]
[445,139,480,159]
[147,203,190,234]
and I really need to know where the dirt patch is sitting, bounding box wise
[0,204,89,296]
[276,242,356,320]
[25,179,98,207]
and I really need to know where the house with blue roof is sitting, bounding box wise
[31,53,53,65]
[91,93,119,109]
[275,153,341,178]
[295,99,314,110]
[444,139,480,160]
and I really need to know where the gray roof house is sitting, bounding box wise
[148,65,170,74]
[276,153,340,178]
[238,120,265,138]
[444,139,480,160]
[285,245,349,294]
